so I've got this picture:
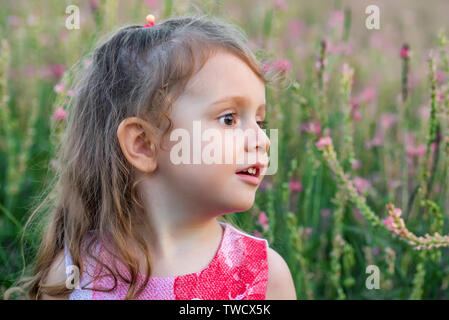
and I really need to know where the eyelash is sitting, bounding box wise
[258,120,268,129]
[218,112,267,129]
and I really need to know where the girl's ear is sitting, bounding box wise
[117,117,158,174]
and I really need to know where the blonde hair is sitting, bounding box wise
[5,13,281,300]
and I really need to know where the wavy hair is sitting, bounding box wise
[5,13,282,300]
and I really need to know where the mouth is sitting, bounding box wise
[235,163,265,186]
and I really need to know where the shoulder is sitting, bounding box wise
[265,247,297,300]
[40,249,69,300]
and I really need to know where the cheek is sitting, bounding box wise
[158,145,233,186]
[156,126,247,188]
[214,129,245,164]
[228,133,248,166]
[186,163,234,189]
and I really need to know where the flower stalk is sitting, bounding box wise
[341,63,356,171]
[286,212,314,300]
[316,137,449,250]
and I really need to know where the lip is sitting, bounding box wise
[235,161,267,186]
[236,162,267,175]
[236,172,261,186]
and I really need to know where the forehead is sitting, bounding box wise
[181,51,265,105]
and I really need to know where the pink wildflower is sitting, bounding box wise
[257,211,269,232]
[352,208,363,221]
[49,64,66,79]
[39,34,52,46]
[352,110,362,121]
[405,132,426,157]
[352,176,371,194]
[274,0,288,10]
[27,14,37,26]
[90,0,100,10]
[315,136,332,150]
[272,59,292,73]
[305,227,313,236]
[379,113,397,129]
[388,179,401,189]
[300,120,321,135]
[382,216,395,231]
[258,211,268,225]
[321,208,331,218]
[350,96,359,107]
[83,58,92,68]
[436,70,447,84]
[400,44,410,59]
[53,107,69,121]
[350,102,362,122]
[430,141,438,153]
[7,15,22,27]
[407,145,426,157]
[54,83,65,94]
[261,62,271,73]
[358,87,377,103]
[253,230,263,238]
[393,208,402,217]
[289,180,303,193]
[342,63,354,80]
[327,42,353,55]
[260,180,272,191]
[437,89,444,102]
[351,159,361,170]
[365,133,384,149]
[145,0,158,8]
[328,10,344,28]
[286,19,304,38]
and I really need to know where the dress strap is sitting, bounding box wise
[64,241,73,278]
[64,232,102,299]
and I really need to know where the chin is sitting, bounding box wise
[232,195,256,212]
[215,194,255,213]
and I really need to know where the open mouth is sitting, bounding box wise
[236,166,260,177]
[235,165,264,186]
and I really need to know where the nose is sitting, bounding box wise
[245,122,271,154]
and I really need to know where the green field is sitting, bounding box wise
[1,0,449,299]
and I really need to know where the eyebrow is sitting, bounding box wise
[209,95,266,110]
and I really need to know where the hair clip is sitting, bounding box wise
[144,14,155,28]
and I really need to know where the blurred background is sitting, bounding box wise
[1,0,449,299]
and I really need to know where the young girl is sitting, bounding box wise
[9,14,296,300]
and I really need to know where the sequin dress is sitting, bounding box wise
[65,221,269,300]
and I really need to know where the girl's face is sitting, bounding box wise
[157,51,270,214]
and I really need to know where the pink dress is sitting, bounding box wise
[65,221,269,300]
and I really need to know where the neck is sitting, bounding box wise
[133,176,224,260]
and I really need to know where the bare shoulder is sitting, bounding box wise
[40,249,69,300]
[265,246,297,300]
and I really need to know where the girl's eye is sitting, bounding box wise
[257,120,267,129]
[218,113,237,126]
